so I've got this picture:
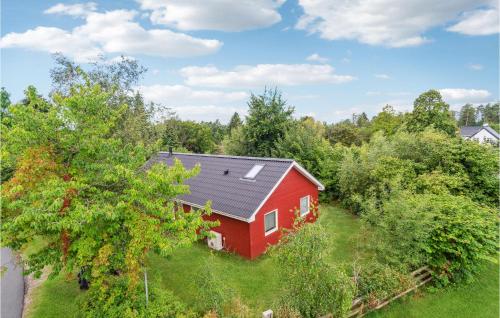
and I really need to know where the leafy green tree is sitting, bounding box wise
[1,87,11,117]
[325,120,363,146]
[160,119,215,153]
[477,102,500,131]
[458,104,477,126]
[222,126,248,156]
[336,129,499,213]
[275,223,355,318]
[243,88,294,157]
[407,90,457,136]
[273,117,332,185]
[1,80,214,316]
[370,105,404,135]
[353,112,370,127]
[227,112,243,134]
[50,54,160,149]
[204,119,227,146]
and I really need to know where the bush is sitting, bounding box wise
[195,256,233,316]
[362,191,498,286]
[354,261,414,305]
[275,223,355,318]
[80,278,194,318]
[336,129,499,214]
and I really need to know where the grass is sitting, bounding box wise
[25,275,85,318]
[25,204,499,318]
[148,204,361,314]
[368,257,499,318]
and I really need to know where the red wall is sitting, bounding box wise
[184,167,319,259]
[248,167,319,258]
[183,204,252,258]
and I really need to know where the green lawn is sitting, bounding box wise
[25,204,499,318]
[367,257,499,318]
[148,204,360,314]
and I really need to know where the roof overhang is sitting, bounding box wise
[176,199,251,222]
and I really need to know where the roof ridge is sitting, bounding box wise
[159,152,295,162]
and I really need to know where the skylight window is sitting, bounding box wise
[243,164,264,179]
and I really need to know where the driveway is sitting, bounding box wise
[1,247,24,318]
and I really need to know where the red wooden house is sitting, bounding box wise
[145,152,324,259]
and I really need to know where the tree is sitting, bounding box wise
[325,120,363,146]
[160,118,216,153]
[1,80,214,316]
[50,54,161,150]
[222,126,248,156]
[204,119,227,146]
[458,104,477,126]
[477,102,500,131]
[1,87,11,117]
[274,117,332,183]
[407,90,457,136]
[370,105,403,135]
[243,88,294,157]
[227,112,243,134]
[353,112,370,127]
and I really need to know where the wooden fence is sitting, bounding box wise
[320,266,432,318]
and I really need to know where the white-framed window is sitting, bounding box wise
[300,195,310,217]
[264,209,278,235]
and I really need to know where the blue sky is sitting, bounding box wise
[1,0,498,122]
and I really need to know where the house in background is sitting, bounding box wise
[460,123,499,145]
[144,152,324,259]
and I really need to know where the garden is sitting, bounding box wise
[23,204,499,317]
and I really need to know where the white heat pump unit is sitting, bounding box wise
[207,231,223,251]
[262,309,273,318]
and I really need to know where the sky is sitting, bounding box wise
[1,0,498,123]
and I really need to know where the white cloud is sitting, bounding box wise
[306,53,329,63]
[0,26,103,62]
[44,2,97,17]
[179,64,355,88]
[138,84,249,122]
[439,88,491,103]
[1,8,222,62]
[447,8,499,35]
[467,63,484,71]
[137,0,284,31]
[137,84,248,105]
[374,73,391,80]
[295,0,495,47]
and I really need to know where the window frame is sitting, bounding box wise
[264,209,278,236]
[243,164,265,180]
[300,195,310,217]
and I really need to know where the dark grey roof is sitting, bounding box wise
[460,126,481,137]
[460,125,499,139]
[143,152,296,221]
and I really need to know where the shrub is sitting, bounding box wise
[354,261,414,305]
[362,191,498,285]
[275,223,355,318]
[80,280,194,318]
[195,256,233,316]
